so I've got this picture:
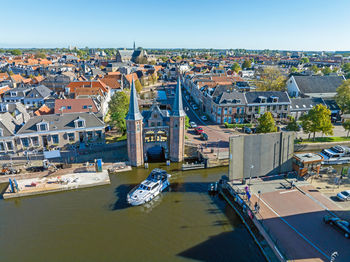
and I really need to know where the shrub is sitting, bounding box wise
[224,122,252,128]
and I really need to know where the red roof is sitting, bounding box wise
[54,98,98,114]
[0,85,10,95]
[34,104,53,116]
[67,80,108,93]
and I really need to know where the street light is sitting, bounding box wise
[249,164,254,188]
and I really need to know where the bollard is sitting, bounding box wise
[145,163,149,169]
[166,160,170,166]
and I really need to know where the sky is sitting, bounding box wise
[1,0,350,51]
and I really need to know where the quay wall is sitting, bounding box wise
[295,140,350,152]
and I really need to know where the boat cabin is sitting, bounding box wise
[293,153,323,177]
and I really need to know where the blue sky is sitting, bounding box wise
[1,0,350,50]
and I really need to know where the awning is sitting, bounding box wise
[44,150,61,159]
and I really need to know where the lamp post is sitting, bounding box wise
[249,164,254,188]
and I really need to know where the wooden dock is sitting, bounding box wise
[3,170,110,199]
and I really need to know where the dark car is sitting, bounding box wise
[201,132,208,141]
[243,127,252,134]
[323,215,350,238]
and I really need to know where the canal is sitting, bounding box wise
[0,163,265,262]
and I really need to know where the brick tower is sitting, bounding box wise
[169,77,186,162]
[125,78,144,166]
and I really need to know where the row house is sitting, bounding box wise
[14,112,105,153]
[211,90,246,124]
[245,91,291,122]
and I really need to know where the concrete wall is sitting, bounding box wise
[229,132,295,181]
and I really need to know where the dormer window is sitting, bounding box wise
[74,117,85,128]
[259,96,267,103]
[37,121,48,131]
[11,92,17,97]
[271,96,279,103]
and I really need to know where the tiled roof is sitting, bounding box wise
[245,91,291,104]
[54,98,98,114]
[293,75,345,94]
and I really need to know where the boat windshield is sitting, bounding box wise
[321,150,332,157]
[331,146,344,153]
[341,191,349,196]
[140,184,150,191]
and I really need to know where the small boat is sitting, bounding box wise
[320,145,350,165]
[127,168,170,206]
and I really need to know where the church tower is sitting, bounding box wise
[125,78,144,166]
[169,77,186,162]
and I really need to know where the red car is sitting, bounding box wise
[195,127,204,135]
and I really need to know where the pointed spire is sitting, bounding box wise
[171,76,186,117]
[125,77,143,121]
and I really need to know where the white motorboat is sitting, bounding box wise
[320,145,350,165]
[127,168,170,206]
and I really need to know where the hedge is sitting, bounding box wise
[224,122,253,128]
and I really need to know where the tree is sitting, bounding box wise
[342,63,350,74]
[242,60,251,69]
[108,91,130,135]
[286,117,299,131]
[310,65,319,74]
[290,66,298,73]
[150,73,158,85]
[256,112,277,133]
[342,120,350,137]
[135,79,143,93]
[300,57,309,64]
[135,56,148,64]
[10,49,22,56]
[35,51,46,59]
[255,67,287,91]
[322,66,332,75]
[185,115,190,129]
[300,104,333,140]
[231,62,241,73]
[335,80,350,114]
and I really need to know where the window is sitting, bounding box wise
[83,105,88,109]
[68,133,75,142]
[157,122,161,126]
[224,108,228,115]
[21,138,29,147]
[272,105,277,111]
[151,122,155,127]
[31,137,39,146]
[96,130,102,139]
[6,141,13,150]
[52,135,59,144]
[38,123,48,131]
[87,131,93,140]
[218,107,222,115]
[67,106,71,110]
[278,105,282,110]
[229,107,232,114]
[228,117,232,123]
[0,142,4,151]
[76,119,85,128]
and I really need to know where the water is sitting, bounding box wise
[0,163,265,262]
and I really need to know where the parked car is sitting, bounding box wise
[201,115,208,121]
[243,127,252,134]
[323,215,350,238]
[337,190,350,201]
[195,127,204,135]
[189,121,197,128]
[201,132,208,141]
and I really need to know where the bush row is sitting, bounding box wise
[224,122,253,128]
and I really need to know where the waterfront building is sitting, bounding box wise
[126,77,185,166]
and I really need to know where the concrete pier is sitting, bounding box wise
[3,170,110,199]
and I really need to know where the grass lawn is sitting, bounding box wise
[105,133,127,144]
[296,136,350,144]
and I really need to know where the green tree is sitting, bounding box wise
[150,73,158,85]
[256,112,277,133]
[342,63,350,74]
[300,57,309,64]
[255,67,287,91]
[135,79,143,93]
[300,104,333,140]
[108,91,130,135]
[185,115,190,129]
[286,116,299,131]
[35,51,46,59]
[290,66,298,73]
[335,80,350,113]
[310,65,319,74]
[322,66,332,75]
[10,49,22,56]
[242,60,251,69]
[231,62,241,73]
[342,120,350,137]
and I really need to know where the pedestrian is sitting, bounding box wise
[254,202,258,213]
[291,180,295,189]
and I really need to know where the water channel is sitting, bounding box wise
[0,163,265,262]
